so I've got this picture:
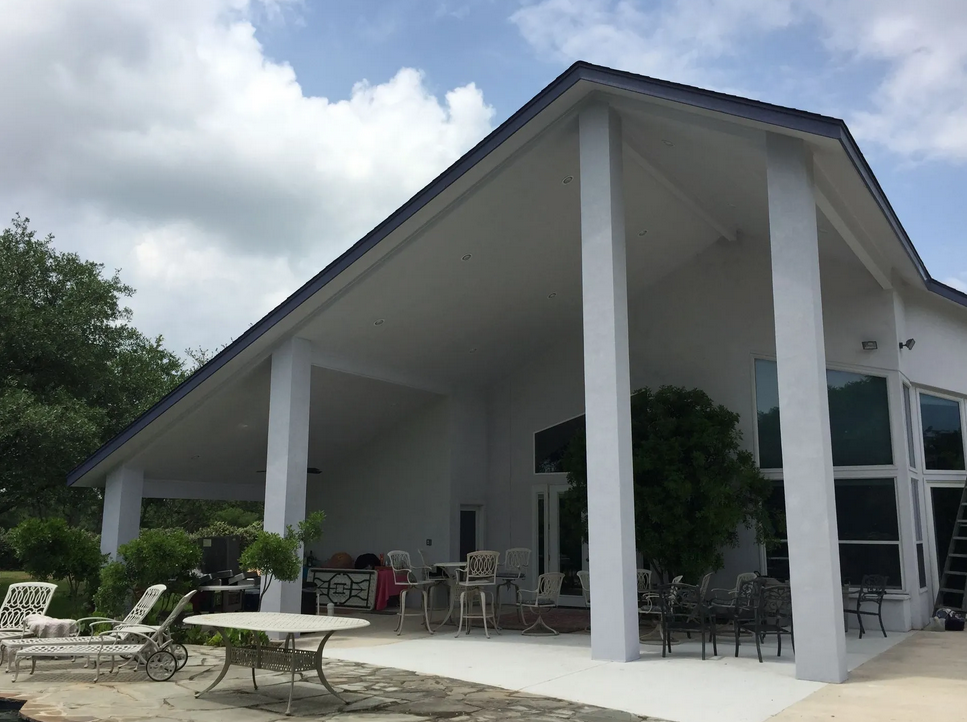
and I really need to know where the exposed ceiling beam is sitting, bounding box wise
[622,140,738,243]
[813,165,892,290]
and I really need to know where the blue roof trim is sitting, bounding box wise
[66,61,966,486]
[926,279,967,306]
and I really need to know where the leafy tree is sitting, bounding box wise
[140,499,263,533]
[239,511,326,609]
[93,528,201,618]
[0,215,186,527]
[562,386,775,583]
[7,518,105,614]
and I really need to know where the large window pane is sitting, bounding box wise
[826,371,893,466]
[839,543,902,589]
[920,394,965,470]
[535,415,585,473]
[834,478,899,541]
[754,360,893,468]
[755,359,782,468]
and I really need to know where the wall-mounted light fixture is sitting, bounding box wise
[899,338,916,351]
[861,341,878,351]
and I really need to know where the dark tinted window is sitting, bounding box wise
[835,478,899,542]
[755,361,893,468]
[920,394,965,470]
[535,415,586,473]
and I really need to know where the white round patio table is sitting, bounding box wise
[183,612,369,715]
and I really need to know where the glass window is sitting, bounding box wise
[535,415,586,474]
[826,371,893,466]
[835,478,899,542]
[754,359,782,469]
[755,360,893,468]
[904,386,917,468]
[920,394,966,470]
[766,478,902,588]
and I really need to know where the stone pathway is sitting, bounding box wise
[0,645,662,722]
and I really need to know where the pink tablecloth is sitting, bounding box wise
[375,567,408,611]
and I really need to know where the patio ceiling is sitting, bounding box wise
[70,63,950,489]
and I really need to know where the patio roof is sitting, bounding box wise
[67,60,967,489]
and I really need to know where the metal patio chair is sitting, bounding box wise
[455,550,500,638]
[657,582,718,660]
[844,574,888,639]
[734,582,794,662]
[386,550,441,636]
[516,572,565,636]
[496,548,531,618]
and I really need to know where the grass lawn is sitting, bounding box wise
[0,571,76,619]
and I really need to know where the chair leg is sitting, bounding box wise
[878,604,887,638]
[777,628,782,657]
[422,590,434,635]
[396,590,407,635]
[857,611,866,639]
[480,590,490,639]
[455,591,467,638]
[734,621,740,658]
[754,625,763,663]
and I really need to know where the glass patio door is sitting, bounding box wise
[533,484,587,607]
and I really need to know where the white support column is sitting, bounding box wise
[101,466,143,558]
[579,103,640,663]
[766,132,847,683]
[261,337,313,615]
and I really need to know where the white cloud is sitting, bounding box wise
[0,0,494,355]
[512,0,967,162]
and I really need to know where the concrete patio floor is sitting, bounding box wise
[2,613,961,722]
[0,643,653,722]
[309,612,909,722]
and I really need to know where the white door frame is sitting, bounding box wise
[531,483,588,607]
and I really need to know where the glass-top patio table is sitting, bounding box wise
[183,612,369,715]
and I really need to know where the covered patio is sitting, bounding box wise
[69,63,942,688]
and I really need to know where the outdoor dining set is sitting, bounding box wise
[385,548,562,638]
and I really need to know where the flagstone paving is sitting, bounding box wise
[0,645,661,722]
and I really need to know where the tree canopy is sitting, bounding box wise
[562,385,776,583]
[0,215,185,527]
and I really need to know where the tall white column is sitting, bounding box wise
[101,466,143,558]
[261,337,313,615]
[579,103,640,663]
[767,132,847,683]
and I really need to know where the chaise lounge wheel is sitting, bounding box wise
[145,650,177,681]
[169,643,189,670]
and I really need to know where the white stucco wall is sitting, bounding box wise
[900,289,967,394]
[305,398,452,566]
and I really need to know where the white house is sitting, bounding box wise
[69,62,967,684]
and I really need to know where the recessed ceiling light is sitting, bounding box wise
[661,139,674,147]
[469,348,477,353]
[237,423,249,430]
[191,454,201,460]
[562,175,574,185]
[727,202,736,208]
[374,318,385,326]
[462,254,472,261]
[637,229,647,236]
[547,292,557,299]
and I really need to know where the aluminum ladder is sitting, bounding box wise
[936,480,967,611]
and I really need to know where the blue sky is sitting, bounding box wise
[2,0,966,354]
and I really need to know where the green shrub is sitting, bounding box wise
[190,520,261,552]
[93,528,201,618]
[563,386,776,582]
[7,517,105,614]
[239,511,325,609]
